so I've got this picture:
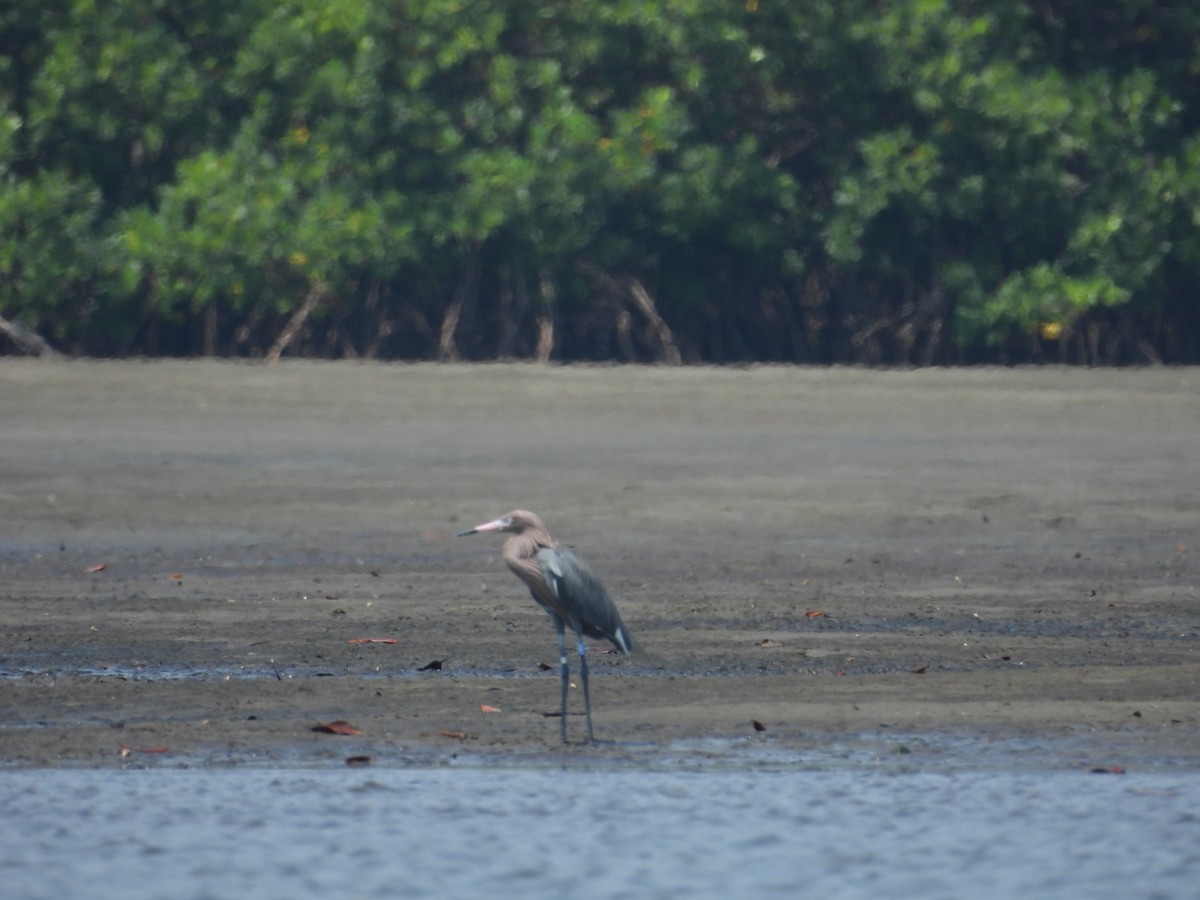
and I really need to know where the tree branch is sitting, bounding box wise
[0,314,60,358]
[266,283,326,363]
[623,275,681,365]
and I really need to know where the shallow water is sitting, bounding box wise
[3,747,1198,900]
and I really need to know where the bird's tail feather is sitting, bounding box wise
[612,624,635,656]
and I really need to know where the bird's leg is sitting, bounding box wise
[555,620,569,744]
[577,638,594,745]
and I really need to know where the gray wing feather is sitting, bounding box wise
[536,546,635,654]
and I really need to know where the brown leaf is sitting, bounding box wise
[758,639,784,648]
[912,665,928,674]
[348,637,398,644]
[804,610,825,618]
[119,743,168,755]
[751,720,767,732]
[345,755,372,766]
[438,730,467,740]
[480,705,501,714]
[312,720,362,736]
[170,573,182,580]
[85,563,107,573]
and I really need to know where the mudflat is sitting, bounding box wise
[2,360,1197,767]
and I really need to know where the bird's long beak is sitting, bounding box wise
[456,516,508,537]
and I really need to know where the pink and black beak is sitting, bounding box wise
[456,515,511,537]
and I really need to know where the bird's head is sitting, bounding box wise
[456,509,544,537]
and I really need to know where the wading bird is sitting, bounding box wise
[457,510,635,744]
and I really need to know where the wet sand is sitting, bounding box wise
[1,360,1198,767]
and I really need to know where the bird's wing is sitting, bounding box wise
[536,546,635,654]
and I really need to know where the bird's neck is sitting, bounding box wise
[504,529,554,563]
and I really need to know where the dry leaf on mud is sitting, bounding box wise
[118,743,169,756]
[912,665,928,674]
[84,563,107,573]
[480,705,501,714]
[1089,766,1126,775]
[438,731,468,740]
[804,610,825,618]
[348,637,398,644]
[312,720,362,736]
[758,639,784,648]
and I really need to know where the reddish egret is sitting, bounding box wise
[457,510,635,744]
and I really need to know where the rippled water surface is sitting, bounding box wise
[3,743,1198,900]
